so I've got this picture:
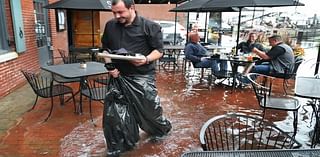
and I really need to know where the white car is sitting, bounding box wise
[155,20,187,45]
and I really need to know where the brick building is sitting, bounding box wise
[0,0,68,98]
[0,0,185,98]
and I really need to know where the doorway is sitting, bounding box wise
[33,0,51,66]
[71,10,101,48]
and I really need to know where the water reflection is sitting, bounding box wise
[57,67,316,156]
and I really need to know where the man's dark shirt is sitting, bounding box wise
[238,41,265,54]
[185,42,208,63]
[266,43,294,73]
[101,15,163,75]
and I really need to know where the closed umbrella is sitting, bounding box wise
[171,0,304,53]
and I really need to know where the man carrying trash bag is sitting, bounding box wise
[101,0,172,156]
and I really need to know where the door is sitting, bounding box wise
[72,10,100,48]
[34,0,51,66]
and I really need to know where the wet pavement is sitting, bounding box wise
[0,44,319,156]
[0,69,318,157]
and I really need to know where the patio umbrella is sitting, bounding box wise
[44,0,111,11]
[171,0,304,53]
[44,0,111,48]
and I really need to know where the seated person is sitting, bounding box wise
[237,32,266,74]
[185,32,228,75]
[238,35,294,84]
[237,32,266,54]
[251,35,294,75]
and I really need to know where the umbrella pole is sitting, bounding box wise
[315,44,320,75]
[174,3,178,45]
[204,12,208,43]
[186,12,190,43]
[235,7,243,55]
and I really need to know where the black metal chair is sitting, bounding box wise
[58,49,79,64]
[269,56,304,95]
[21,70,76,121]
[158,51,179,71]
[80,75,109,125]
[49,49,82,96]
[199,113,301,151]
[247,73,301,136]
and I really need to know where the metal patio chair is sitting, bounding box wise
[247,73,301,136]
[80,75,109,125]
[21,69,76,121]
[269,56,304,95]
[199,113,301,151]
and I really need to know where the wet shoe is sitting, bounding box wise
[106,150,120,157]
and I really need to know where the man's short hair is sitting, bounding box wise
[268,35,282,41]
[112,0,135,8]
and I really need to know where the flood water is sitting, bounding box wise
[59,69,316,157]
[1,44,319,156]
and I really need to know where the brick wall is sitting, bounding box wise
[0,0,68,98]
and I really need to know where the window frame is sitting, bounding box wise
[0,0,9,54]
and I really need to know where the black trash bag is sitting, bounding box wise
[103,78,139,155]
[103,75,172,155]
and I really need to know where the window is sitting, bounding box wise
[56,9,66,31]
[0,0,9,54]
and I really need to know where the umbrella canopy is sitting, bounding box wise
[171,0,304,53]
[171,0,240,12]
[44,0,112,48]
[44,0,111,11]
[135,0,186,4]
[171,0,303,12]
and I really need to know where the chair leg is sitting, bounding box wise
[44,97,54,122]
[71,93,77,113]
[293,110,298,137]
[261,108,266,120]
[89,99,96,127]
[28,95,39,112]
[59,95,65,106]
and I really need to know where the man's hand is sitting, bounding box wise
[200,57,207,61]
[109,68,120,78]
[252,47,258,53]
[130,56,148,66]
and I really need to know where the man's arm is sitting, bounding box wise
[252,47,270,60]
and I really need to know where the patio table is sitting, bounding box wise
[211,55,254,91]
[161,45,185,70]
[41,61,108,113]
[181,149,320,157]
[295,76,320,147]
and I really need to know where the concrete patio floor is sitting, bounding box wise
[0,67,317,157]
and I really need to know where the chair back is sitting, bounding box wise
[292,56,303,77]
[82,76,109,101]
[271,56,303,79]
[58,49,79,64]
[21,70,53,97]
[247,73,273,107]
[199,113,301,151]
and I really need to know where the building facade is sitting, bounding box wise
[0,0,68,98]
[0,0,184,98]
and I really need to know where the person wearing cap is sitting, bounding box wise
[251,34,294,75]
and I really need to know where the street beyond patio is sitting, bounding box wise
[0,64,317,156]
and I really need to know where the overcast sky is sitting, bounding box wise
[220,0,319,23]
